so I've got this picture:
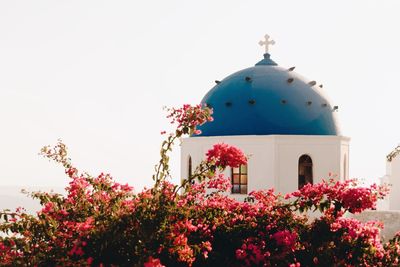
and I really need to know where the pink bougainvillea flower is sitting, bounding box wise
[206,143,247,168]
[144,257,165,267]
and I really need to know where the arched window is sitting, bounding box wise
[188,156,192,179]
[298,155,313,189]
[343,155,348,180]
[232,164,248,194]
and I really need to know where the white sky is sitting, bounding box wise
[1,0,400,191]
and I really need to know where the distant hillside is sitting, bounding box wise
[0,186,65,214]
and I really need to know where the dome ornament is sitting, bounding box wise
[258,34,275,54]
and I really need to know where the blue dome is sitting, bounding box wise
[196,54,340,137]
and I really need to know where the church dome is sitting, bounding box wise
[196,53,340,137]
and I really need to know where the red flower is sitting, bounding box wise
[207,173,232,191]
[165,104,213,136]
[144,256,165,267]
[206,143,247,168]
[271,230,297,251]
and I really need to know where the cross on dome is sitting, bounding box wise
[258,34,275,53]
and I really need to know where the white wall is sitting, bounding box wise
[388,156,400,210]
[348,210,400,241]
[181,135,350,196]
[274,135,349,194]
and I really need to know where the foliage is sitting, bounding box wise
[0,104,398,266]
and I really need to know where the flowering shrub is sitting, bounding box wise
[0,104,399,266]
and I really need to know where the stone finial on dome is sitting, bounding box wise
[258,34,275,54]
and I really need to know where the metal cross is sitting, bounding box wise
[258,34,275,53]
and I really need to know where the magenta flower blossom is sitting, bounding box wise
[206,143,247,168]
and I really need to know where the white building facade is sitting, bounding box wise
[181,135,349,197]
[380,146,400,210]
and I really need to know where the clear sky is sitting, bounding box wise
[1,0,400,191]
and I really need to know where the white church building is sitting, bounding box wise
[180,35,400,239]
[181,35,349,198]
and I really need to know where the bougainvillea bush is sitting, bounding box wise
[1,104,400,266]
